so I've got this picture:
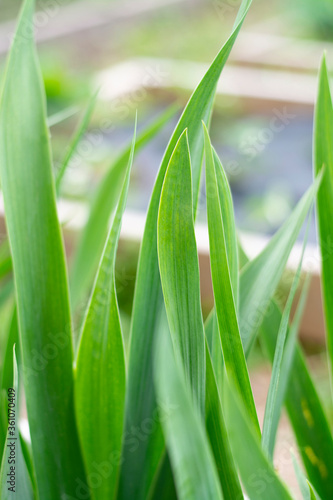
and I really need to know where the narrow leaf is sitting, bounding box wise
[204,124,259,433]
[56,90,99,192]
[0,0,87,496]
[205,341,243,499]
[262,223,309,458]
[223,377,293,500]
[70,106,175,309]
[158,130,205,413]
[154,323,223,500]
[47,105,79,128]
[75,122,136,500]
[120,3,253,497]
[239,241,333,498]
[313,55,333,389]
[260,301,333,499]
[239,175,321,356]
[0,350,33,499]
[205,310,224,393]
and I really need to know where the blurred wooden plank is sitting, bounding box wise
[0,0,201,56]
[97,57,318,107]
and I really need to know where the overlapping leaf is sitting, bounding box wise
[239,175,321,356]
[204,125,259,433]
[262,227,309,459]
[260,302,333,499]
[154,324,223,500]
[75,124,136,500]
[119,2,253,496]
[158,130,205,413]
[205,342,243,499]
[70,107,175,309]
[223,377,293,500]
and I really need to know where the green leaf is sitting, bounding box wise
[147,454,177,500]
[223,377,293,500]
[56,90,99,192]
[0,1,88,497]
[313,55,333,389]
[205,341,243,499]
[120,0,251,500]
[0,241,12,282]
[292,452,322,500]
[154,323,223,500]
[0,350,34,499]
[47,105,79,128]
[262,224,309,459]
[307,482,322,500]
[70,106,175,310]
[205,310,224,393]
[1,308,19,400]
[268,274,311,451]
[158,130,205,413]
[204,125,259,433]
[210,147,239,302]
[260,300,333,499]
[75,122,136,500]
[120,3,253,496]
[239,175,321,356]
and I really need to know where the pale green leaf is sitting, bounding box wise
[0,350,33,499]
[223,377,293,500]
[56,90,99,192]
[260,301,333,499]
[75,122,136,500]
[70,106,175,309]
[120,2,253,497]
[239,175,321,356]
[262,223,309,459]
[0,0,88,496]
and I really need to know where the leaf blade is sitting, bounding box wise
[120,3,253,496]
[204,125,259,433]
[157,129,205,413]
[313,55,333,390]
[154,323,223,500]
[70,106,175,309]
[0,1,87,496]
[75,123,136,500]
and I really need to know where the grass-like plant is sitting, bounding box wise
[0,0,332,499]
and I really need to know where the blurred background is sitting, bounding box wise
[0,2,332,494]
[0,0,332,239]
[0,1,332,326]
